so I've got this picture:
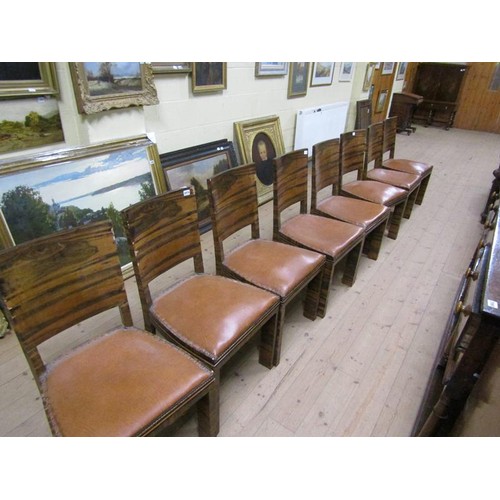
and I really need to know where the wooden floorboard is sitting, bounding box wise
[0,125,499,437]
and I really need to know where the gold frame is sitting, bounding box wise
[0,62,59,98]
[288,62,310,98]
[363,62,376,91]
[69,62,159,114]
[0,135,166,276]
[191,62,227,93]
[151,62,192,74]
[234,115,285,205]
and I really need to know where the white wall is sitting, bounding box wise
[1,62,374,162]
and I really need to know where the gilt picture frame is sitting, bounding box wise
[0,62,59,98]
[288,62,310,98]
[0,135,166,273]
[234,115,285,205]
[160,139,238,233]
[69,62,159,115]
[191,62,227,93]
[151,62,192,74]
[363,62,376,91]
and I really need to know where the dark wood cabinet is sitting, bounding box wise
[389,92,423,134]
[412,63,468,130]
[355,98,372,129]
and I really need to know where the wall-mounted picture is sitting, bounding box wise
[160,139,238,233]
[69,62,159,114]
[376,89,389,113]
[0,136,166,270]
[0,62,59,98]
[191,62,227,93]
[288,62,310,98]
[363,62,376,91]
[234,115,285,205]
[151,62,192,74]
[339,62,355,82]
[396,62,408,81]
[310,62,335,87]
[0,96,64,154]
[382,62,395,75]
[255,62,288,77]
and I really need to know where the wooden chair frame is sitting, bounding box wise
[0,221,218,436]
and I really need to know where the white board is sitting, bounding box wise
[293,101,349,155]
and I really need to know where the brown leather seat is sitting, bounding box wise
[366,121,421,218]
[312,138,390,260]
[340,128,410,240]
[273,149,365,316]
[121,188,281,395]
[382,116,433,205]
[0,221,218,437]
[207,164,326,366]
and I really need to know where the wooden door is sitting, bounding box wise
[370,62,397,125]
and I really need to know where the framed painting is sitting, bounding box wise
[191,62,227,93]
[0,62,59,98]
[310,62,334,87]
[288,62,310,97]
[339,62,355,82]
[255,62,288,77]
[160,139,238,233]
[363,62,376,91]
[151,62,192,74]
[396,62,407,81]
[234,115,285,205]
[0,135,166,273]
[376,89,389,113]
[0,96,64,154]
[69,62,159,114]
[382,62,395,75]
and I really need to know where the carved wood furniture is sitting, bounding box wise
[413,202,500,436]
[120,188,281,403]
[388,92,423,134]
[382,116,433,206]
[273,149,365,317]
[0,221,219,436]
[207,163,326,366]
[366,121,421,219]
[411,62,467,130]
[339,129,409,240]
[311,138,390,261]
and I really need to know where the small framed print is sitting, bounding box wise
[255,62,288,77]
[382,62,395,75]
[339,62,355,82]
[310,62,334,87]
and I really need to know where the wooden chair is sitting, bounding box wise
[0,221,219,437]
[273,149,365,316]
[366,120,421,219]
[207,164,326,366]
[339,128,409,240]
[382,116,434,205]
[120,188,281,400]
[311,137,391,261]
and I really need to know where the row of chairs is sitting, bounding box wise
[0,116,433,437]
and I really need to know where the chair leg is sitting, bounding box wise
[303,268,324,321]
[259,312,279,369]
[387,200,406,240]
[317,258,335,319]
[197,377,220,437]
[273,304,287,366]
[403,187,419,219]
[341,241,364,287]
[363,219,388,260]
[415,174,431,205]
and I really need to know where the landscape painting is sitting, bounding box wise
[160,139,237,233]
[0,96,64,153]
[0,140,162,266]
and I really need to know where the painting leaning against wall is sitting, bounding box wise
[0,96,64,153]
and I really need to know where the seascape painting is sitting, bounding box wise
[0,145,156,265]
[164,151,231,232]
